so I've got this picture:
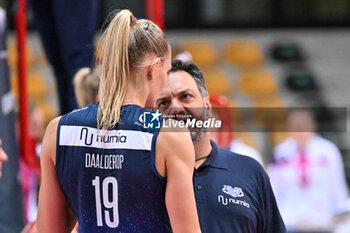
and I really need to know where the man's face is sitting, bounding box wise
[155,70,211,142]
[288,111,315,148]
[0,139,8,178]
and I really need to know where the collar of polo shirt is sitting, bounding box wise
[199,140,228,170]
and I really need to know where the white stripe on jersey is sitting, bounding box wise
[59,125,153,150]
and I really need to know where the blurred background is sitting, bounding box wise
[0,0,350,232]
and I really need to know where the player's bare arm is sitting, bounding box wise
[156,122,201,233]
[36,117,76,233]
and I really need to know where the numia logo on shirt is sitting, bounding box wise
[222,185,244,198]
[218,185,250,208]
[80,127,127,146]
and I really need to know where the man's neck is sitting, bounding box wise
[193,134,212,169]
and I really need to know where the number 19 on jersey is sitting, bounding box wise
[92,176,119,228]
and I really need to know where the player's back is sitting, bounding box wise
[56,104,171,233]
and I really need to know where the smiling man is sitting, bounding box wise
[155,59,286,233]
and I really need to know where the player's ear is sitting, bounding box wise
[147,58,161,81]
[147,64,155,81]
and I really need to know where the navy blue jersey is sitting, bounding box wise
[56,104,171,233]
[194,141,286,233]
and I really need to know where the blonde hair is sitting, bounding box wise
[73,67,100,107]
[97,9,169,130]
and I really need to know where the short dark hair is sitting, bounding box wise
[169,59,208,98]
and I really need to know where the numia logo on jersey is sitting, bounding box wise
[80,127,127,146]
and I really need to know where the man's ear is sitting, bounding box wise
[204,95,212,109]
[205,96,214,118]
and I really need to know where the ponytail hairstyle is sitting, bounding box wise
[97,9,169,130]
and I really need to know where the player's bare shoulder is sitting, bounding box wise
[156,119,195,174]
[41,116,62,163]
[158,119,192,150]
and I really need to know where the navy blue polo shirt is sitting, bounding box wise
[193,141,286,233]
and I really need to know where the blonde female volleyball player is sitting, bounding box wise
[37,10,201,233]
